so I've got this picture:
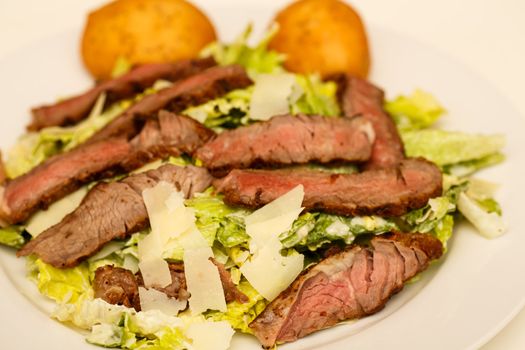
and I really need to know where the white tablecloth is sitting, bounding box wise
[0,0,523,348]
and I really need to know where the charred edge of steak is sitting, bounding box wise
[28,57,217,131]
[248,233,443,348]
[86,65,253,144]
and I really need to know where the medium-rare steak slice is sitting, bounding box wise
[29,58,216,131]
[249,232,443,348]
[87,65,253,143]
[215,158,442,217]
[94,260,247,312]
[123,110,216,170]
[0,112,214,225]
[1,138,132,225]
[332,74,404,169]
[195,114,374,174]
[17,165,212,268]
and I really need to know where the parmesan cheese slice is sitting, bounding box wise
[245,185,304,249]
[184,246,227,315]
[187,320,234,350]
[249,73,297,121]
[240,237,304,301]
[241,185,305,300]
[138,287,187,316]
[139,182,183,288]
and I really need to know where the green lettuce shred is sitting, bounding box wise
[207,281,268,334]
[184,88,252,131]
[200,24,285,76]
[0,226,26,248]
[27,257,91,303]
[386,89,445,131]
[402,129,505,173]
[292,75,340,117]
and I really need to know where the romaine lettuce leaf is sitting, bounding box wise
[433,214,455,248]
[184,88,252,131]
[207,281,267,334]
[200,24,285,76]
[443,153,505,177]
[386,89,445,131]
[457,192,506,239]
[54,298,192,350]
[402,129,505,171]
[0,225,26,248]
[27,257,91,303]
[292,74,340,117]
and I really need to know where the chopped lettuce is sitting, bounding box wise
[184,88,252,131]
[27,258,91,303]
[443,153,505,177]
[0,225,26,248]
[207,281,267,334]
[402,129,505,173]
[457,192,506,238]
[292,74,340,117]
[54,297,193,350]
[201,24,285,76]
[111,56,132,78]
[386,89,445,131]
[281,213,398,250]
[185,190,250,249]
[433,215,455,248]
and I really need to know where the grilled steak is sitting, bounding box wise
[94,260,247,312]
[17,165,212,268]
[1,138,131,224]
[195,114,374,174]
[250,232,443,348]
[332,74,404,169]
[0,112,213,225]
[123,110,216,170]
[29,58,216,131]
[93,265,141,310]
[215,158,442,217]
[87,65,253,143]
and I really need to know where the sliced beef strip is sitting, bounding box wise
[122,110,216,170]
[214,157,442,217]
[87,65,253,144]
[195,114,373,175]
[1,138,132,225]
[1,112,214,225]
[93,265,141,311]
[331,74,404,169]
[249,232,443,348]
[17,165,213,268]
[94,261,247,312]
[29,58,216,131]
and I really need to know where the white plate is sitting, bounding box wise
[1,1,525,349]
